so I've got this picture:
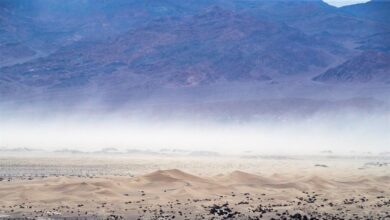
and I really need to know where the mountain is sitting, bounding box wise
[341,0,390,24]
[313,51,390,83]
[311,0,390,86]
[220,0,388,40]
[0,0,208,66]
[357,32,390,52]
[0,5,346,99]
[0,0,389,115]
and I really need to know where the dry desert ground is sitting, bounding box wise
[0,155,389,219]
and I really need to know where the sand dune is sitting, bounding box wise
[0,158,389,219]
[1,169,389,200]
[217,170,275,185]
[135,169,210,184]
[131,169,231,197]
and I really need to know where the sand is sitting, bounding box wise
[0,155,389,219]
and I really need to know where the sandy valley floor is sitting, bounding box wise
[0,155,389,219]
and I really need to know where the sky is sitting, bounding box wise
[324,0,370,7]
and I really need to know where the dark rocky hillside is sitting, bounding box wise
[0,0,389,112]
[313,51,390,83]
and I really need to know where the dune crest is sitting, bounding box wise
[136,169,208,183]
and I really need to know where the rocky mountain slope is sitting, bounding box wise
[314,51,390,83]
[0,0,389,114]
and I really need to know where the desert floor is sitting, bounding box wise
[0,155,389,219]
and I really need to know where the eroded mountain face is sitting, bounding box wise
[0,0,389,115]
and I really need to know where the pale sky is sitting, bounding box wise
[324,0,370,7]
